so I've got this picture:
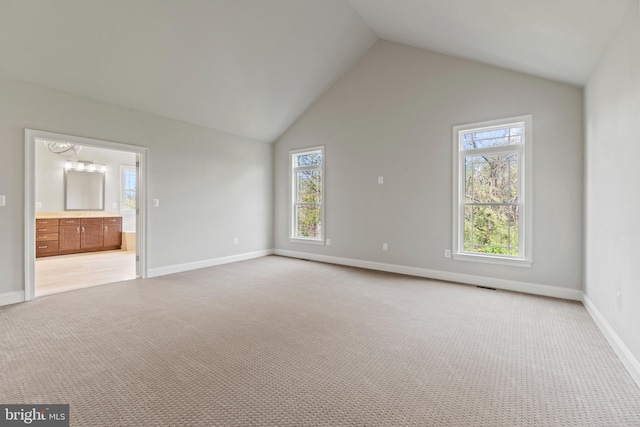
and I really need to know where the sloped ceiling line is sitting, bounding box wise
[0,0,631,142]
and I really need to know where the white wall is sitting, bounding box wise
[584,1,640,366]
[274,41,584,291]
[0,75,273,294]
[35,144,138,231]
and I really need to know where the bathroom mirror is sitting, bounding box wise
[64,170,105,211]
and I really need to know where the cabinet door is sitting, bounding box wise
[81,223,104,249]
[104,223,122,248]
[59,225,81,251]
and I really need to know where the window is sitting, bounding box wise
[452,115,532,267]
[120,165,137,212]
[290,146,324,243]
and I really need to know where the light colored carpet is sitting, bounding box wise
[1,255,639,426]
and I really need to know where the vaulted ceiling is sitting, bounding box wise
[0,0,632,143]
[0,0,377,142]
[348,0,632,86]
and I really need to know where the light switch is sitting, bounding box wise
[153,198,160,207]
[378,176,384,184]
[0,195,5,206]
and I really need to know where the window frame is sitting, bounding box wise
[452,115,533,267]
[289,146,325,244]
[119,164,137,213]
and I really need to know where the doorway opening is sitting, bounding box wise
[25,129,147,300]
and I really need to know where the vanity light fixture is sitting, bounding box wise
[65,160,106,173]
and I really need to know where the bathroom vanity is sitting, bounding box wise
[36,214,122,258]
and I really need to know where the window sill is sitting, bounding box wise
[452,253,532,268]
[289,237,325,245]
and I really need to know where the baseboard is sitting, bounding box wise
[0,291,25,307]
[148,249,274,278]
[274,249,583,301]
[583,295,640,388]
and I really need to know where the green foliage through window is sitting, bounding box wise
[461,125,523,256]
[292,149,323,239]
[121,166,137,212]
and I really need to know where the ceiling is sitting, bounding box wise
[0,1,632,143]
[348,0,632,86]
[0,0,376,143]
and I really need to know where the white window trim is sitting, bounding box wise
[119,164,137,213]
[289,146,325,245]
[451,115,533,268]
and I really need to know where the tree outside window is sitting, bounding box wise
[290,147,324,242]
[120,165,137,212]
[452,115,532,267]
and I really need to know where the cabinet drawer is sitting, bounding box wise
[36,241,59,254]
[81,218,103,225]
[36,219,59,226]
[59,218,80,225]
[104,217,122,224]
[36,225,59,234]
[36,233,59,241]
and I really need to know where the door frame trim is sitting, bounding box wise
[25,129,148,301]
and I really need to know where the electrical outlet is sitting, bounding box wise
[617,291,622,309]
[326,238,331,246]
[153,199,160,207]
[112,202,118,209]
[233,237,238,245]
[444,249,451,258]
[383,243,388,251]
[36,201,42,208]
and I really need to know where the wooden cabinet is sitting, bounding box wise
[104,219,122,248]
[35,241,59,256]
[35,216,122,257]
[59,220,81,252]
[80,218,104,249]
[36,219,59,257]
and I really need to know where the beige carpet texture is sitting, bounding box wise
[1,256,639,426]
